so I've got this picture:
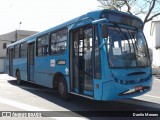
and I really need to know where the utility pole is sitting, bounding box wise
[15,22,22,41]
[15,29,17,41]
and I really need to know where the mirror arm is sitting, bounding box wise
[99,38,108,49]
[101,24,108,38]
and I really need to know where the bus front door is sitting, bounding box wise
[9,49,14,76]
[27,42,35,82]
[70,26,93,96]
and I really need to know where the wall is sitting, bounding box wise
[0,59,5,73]
[149,21,160,67]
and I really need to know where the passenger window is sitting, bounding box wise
[51,28,67,54]
[37,34,49,56]
[14,44,20,58]
[20,42,27,58]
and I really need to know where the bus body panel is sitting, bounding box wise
[93,79,103,100]
[13,58,28,81]
[102,80,152,100]
[34,54,69,88]
[101,67,152,100]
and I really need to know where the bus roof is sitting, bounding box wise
[7,9,143,48]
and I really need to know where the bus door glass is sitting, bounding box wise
[28,42,35,81]
[71,25,93,95]
[9,48,14,76]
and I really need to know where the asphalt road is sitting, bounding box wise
[0,74,160,120]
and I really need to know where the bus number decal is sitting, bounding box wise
[50,59,55,67]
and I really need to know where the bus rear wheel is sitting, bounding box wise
[16,71,21,85]
[58,76,70,100]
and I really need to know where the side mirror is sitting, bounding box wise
[101,24,108,38]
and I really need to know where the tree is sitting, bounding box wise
[97,0,160,25]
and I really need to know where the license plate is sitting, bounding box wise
[135,86,143,91]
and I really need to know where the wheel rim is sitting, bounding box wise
[58,82,64,95]
[16,72,20,84]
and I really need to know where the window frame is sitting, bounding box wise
[50,27,68,55]
[14,44,20,58]
[36,34,50,56]
[20,42,27,58]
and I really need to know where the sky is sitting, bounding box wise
[0,0,100,34]
[0,0,159,48]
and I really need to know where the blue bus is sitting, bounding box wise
[6,9,152,101]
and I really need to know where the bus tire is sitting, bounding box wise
[58,76,70,100]
[16,71,21,85]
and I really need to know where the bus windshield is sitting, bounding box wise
[106,26,150,68]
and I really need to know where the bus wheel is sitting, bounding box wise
[16,71,21,85]
[58,77,70,100]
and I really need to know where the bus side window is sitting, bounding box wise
[37,34,49,56]
[94,26,101,79]
[20,42,27,58]
[51,28,67,55]
[43,45,48,55]
[14,44,20,58]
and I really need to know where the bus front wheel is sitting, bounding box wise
[16,71,21,85]
[58,76,70,100]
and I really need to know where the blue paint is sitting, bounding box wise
[84,90,93,96]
